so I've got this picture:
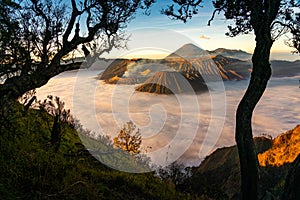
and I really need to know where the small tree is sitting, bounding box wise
[113,121,142,154]
[156,161,191,188]
[39,95,75,151]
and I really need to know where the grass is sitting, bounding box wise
[0,101,186,199]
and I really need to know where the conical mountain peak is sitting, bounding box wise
[167,43,208,59]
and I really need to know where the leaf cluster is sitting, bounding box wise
[113,121,142,154]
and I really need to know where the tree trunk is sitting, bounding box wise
[235,32,272,200]
[283,154,300,199]
[51,115,61,152]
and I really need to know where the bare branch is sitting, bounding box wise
[63,0,80,45]
[208,7,223,26]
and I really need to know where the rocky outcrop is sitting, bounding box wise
[193,137,272,199]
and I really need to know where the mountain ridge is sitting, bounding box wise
[98,43,300,85]
[208,48,252,60]
[189,124,300,199]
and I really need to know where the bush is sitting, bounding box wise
[113,121,142,154]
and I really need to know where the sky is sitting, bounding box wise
[104,1,300,61]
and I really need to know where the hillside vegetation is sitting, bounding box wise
[1,99,300,199]
[0,101,185,199]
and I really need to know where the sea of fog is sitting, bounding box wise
[36,69,300,167]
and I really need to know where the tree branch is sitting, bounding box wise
[208,7,223,26]
[63,0,79,45]
[31,0,51,65]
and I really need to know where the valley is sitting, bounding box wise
[36,44,300,167]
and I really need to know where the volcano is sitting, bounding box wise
[167,43,208,59]
[165,43,251,81]
[135,71,208,94]
[165,43,224,81]
[99,43,252,86]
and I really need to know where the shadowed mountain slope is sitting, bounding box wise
[135,71,208,94]
[212,55,252,80]
[99,59,138,83]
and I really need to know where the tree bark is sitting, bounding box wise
[283,154,300,199]
[0,62,81,100]
[235,31,272,200]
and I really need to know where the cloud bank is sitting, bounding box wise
[36,70,300,167]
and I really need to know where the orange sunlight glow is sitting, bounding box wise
[258,125,300,167]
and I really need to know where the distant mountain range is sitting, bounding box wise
[208,48,252,61]
[99,44,252,84]
[167,43,252,61]
[97,43,300,94]
[271,60,300,77]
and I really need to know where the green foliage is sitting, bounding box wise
[78,129,151,173]
[0,101,186,199]
[156,161,228,199]
[156,161,191,187]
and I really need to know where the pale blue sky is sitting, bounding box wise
[103,0,299,61]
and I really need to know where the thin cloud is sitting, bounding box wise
[199,35,210,40]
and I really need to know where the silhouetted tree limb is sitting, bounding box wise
[0,0,154,100]
[208,6,224,26]
[161,0,203,23]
